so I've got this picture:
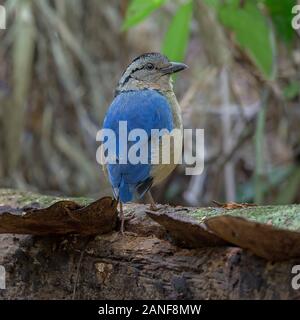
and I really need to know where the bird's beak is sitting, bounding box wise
[161,62,188,75]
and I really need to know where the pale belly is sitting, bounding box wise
[151,162,179,186]
[150,126,183,186]
[152,91,183,185]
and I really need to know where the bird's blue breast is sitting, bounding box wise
[103,89,174,202]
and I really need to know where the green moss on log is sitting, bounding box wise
[0,188,92,208]
[191,205,300,231]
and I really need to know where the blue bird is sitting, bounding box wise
[102,53,187,233]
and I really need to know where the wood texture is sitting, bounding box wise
[0,189,300,299]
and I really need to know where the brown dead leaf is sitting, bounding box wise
[146,210,228,248]
[205,215,300,261]
[0,197,118,236]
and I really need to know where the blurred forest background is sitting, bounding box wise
[0,0,299,206]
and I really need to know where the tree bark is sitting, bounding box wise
[0,189,299,300]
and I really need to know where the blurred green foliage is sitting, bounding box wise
[264,0,296,43]
[214,0,276,79]
[123,0,297,79]
[162,1,193,62]
[123,0,193,62]
[122,0,166,30]
[283,81,300,100]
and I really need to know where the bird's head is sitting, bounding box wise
[116,52,187,94]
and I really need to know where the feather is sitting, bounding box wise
[103,89,173,202]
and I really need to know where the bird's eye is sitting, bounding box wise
[145,63,154,70]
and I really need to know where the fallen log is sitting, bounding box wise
[0,189,299,299]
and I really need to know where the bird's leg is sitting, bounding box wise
[118,201,135,235]
[119,201,125,234]
[147,191,158,211]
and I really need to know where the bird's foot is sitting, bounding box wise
[119,211,135,235]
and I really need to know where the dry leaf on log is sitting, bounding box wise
[0,197,118,236]
[147,205,300,261]
[146,210,228,248]
[205,215,300,261]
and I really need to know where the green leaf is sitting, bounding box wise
[217,0,276,79]
[162,0,192,62]
[264,0,296,43]
[283,81,300,100]
[122,0,166,30]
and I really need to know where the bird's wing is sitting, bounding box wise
[102,89,173,202]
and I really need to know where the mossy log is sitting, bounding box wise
[0,189,300,300]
